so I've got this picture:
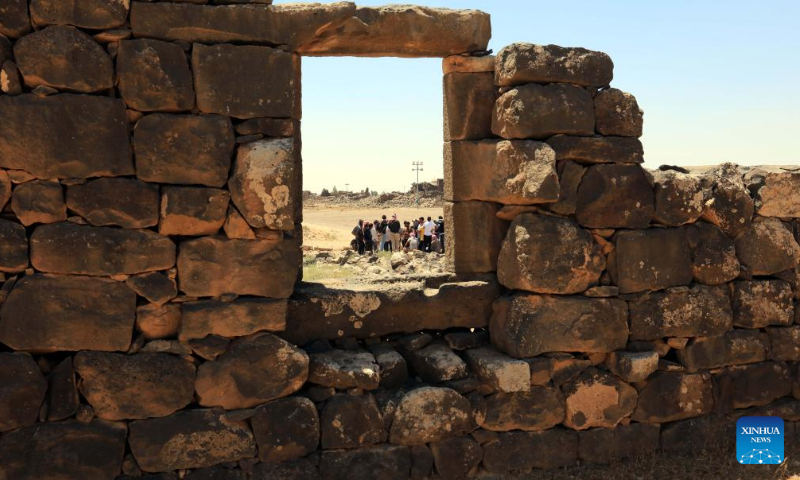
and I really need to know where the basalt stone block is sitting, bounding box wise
[180,298,286,341]
[308,349,380,390]
[0,94,132,179]
[0,59,21,95]
[0,219,27,272]
[10,180,66,226]
[0,353,47,432]
[632,372,714,423]
[497,214,604,294]
[185,468,247,480]
[74,352,195,421]
[195,333,308,409]
[236,117,297,137]
[66,177,159,228]
[0,170,10,209]
[0,420,127,480]
[482,429,578,472]
[0,35,10,63]
[134,113,235,188]
[767,326,800,361]
[594,88,643,137]
[736,217,799,275]
[732,280,794,328]
[117,39,195,112]
[628,285,733,340]
[321,393,386,449]
[406,343,468,383]
[229,138,299,230]
[611,228,692,294]
[444,140,559,204]
[389,387,474,445]
[0,274,136,352]
[0,0,30,38]
[547,160,587,215]
[546,135,644,164]
[177,236,300,298]
[193,43,297,119]
[13,25,113,93]
[677,330,767,372]
[223,206,257,240]
[31,223,176,276]
[252,458,319,480]
[159,186,230,236]
[561,368,637,430]
[661,414,736,453]
[745,166,800,218]
[495,43,614,87]
[463,347,530,393]
[445,201,509,273]
[430,436,482,480]
[479,387,565,432]
[30,0,129,29]
[129,409,257,472]
[685,221,741,285]
[47,357,79,421]
[320,445,411,480]
[372,345,408,388]
[443,54,495,74]
[252,396,319,463]
[700,163,754,238]
[605,351,659,383]
[136,303,181,340]
[492,83,595,140]
[578,423,660,464]
[713,361,792,412]
[575,164,654,229]
[652,169,707,226]
[490,293,628,358]
[443,72,495,141]
[126,272,177,305]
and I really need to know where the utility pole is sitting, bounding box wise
[412,161,423,206]
[345,183,350,193]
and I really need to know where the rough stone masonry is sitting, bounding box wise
[0,1,799,479]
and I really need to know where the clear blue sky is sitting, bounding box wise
[273,0,800,194]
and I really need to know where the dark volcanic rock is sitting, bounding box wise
[732,280,794,328]
[482,429,578,473]
[126,272,178,306]
[611,228,692,294]
[628,284,733,340]
[321,393,386,449]
[632,372,714,423]
[389,387,475,446]
[180,298,286,341]
[492,83,595,140]
[652,169,707,226]
[594,88,643,137]
[47,356,79,421]
[561,368,637,430]
[252,396,319,463]
[676,330,767,372]
[443,71,495,141]
[309,349,380,390]
[578,423,660,464]
[495,43,613,87]
[67,177,159,228]
[430,436,482,480]
[700,163,754,238]
[0,0,30,38]
[445,201,509,273]
[0,219,27,272]
[575,164,654,229]
[713,362,792,412]
[546,135,643,164]
[767,325,800,361]
[685,221,741,285]
[159,186,230,236]
[10,180,67,226]
[479,387,565,432]
[320,445,411,480]
[117,38,195,112]
[0,353,47,432]
[735,217,799,275]
[252,458,319,480]
[30,0,130,29]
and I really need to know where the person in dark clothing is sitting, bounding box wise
[377,215,390,252]
[387,214,402,252]
[353,219,365,254]
[363,222,374,253]
[436,216,445,253]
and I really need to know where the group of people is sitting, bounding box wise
[352,214,445,255]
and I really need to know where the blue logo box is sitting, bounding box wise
[737,416,784,465]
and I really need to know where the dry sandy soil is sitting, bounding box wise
[303,206,444,250]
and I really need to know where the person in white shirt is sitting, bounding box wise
[422,216,435,252]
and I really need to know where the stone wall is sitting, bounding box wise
[0,2,799,479]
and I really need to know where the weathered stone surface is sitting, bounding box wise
[0,420,127,480]
[0,94,132,179]
[67,177,159,228]
[0,35,10,64]
[236,119,296,139]
[685,221,740,285]
[0,170,10,210]
[10,180,66,226]
[767,326,800,361]
[492,83,595,139]
[430,436,481,480]
[308,349,380,390]
[31,223,176,276]
[736,217,799,275]
[700,163,754,238]
[14,26,113,93]
[136,303,181,340]
[406,343,468,383]
[0,219,27,272]
[74,352,195,421]
[479,387,564,432]
[561,368,637,430]
[677,329,767,372]
[47,357,79,422]
[443,72,495,141]
[575,164,654,229]
[30,0,129,29]
[193,44,297,119]
[495,43,613,87]
[126,272,177,305]
[632,372,714,423]
[320,445,410,480]
[611,228,692,294]
[497,214,604,294]
[117,39,195,112]
[0,353,46,432]
[321,393,385,449]
[252,396,319,463]
[0,274,136,352]
[490,293,628,358]
[371,345,408,388]
[745,167,800,218]
[594,88,643,137]
[445,201,509,273]
[732,280,793,328]
[0,0,30,38]
[177,236,300,298]
[134,113,235,188]
[0,59,20,94]
[223,206,257,239]
[628,285,733,340]
[482,429,578,472]
[651,169,707,226]
[445,140,558,204]
[159,186,230,236]
[442,54,494,74]
[463,347,530,393]
[252,458,319,480]
[185,467,246,480]
[661,414,736,453]
[180,298,286,342]
[578,423,660,464]
[229,138,298,230]
[389,387,474,445]
[129,409,256,472]
[546,135,643,164]
[547,160,586,216]
[605,350,659,382]
[714,362,792,412]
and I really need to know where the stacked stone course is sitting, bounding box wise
[0,2,799,479]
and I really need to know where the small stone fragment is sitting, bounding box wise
[251,396,319,463]
[136,303,181,340]
[605,351,659,383]
[126,272,178,305]
[223,206,257,239]
[308,349,380,390]
[463,347,530,393]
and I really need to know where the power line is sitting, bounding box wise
[412,161,423,206]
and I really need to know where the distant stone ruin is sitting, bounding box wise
[0,1,799,479]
